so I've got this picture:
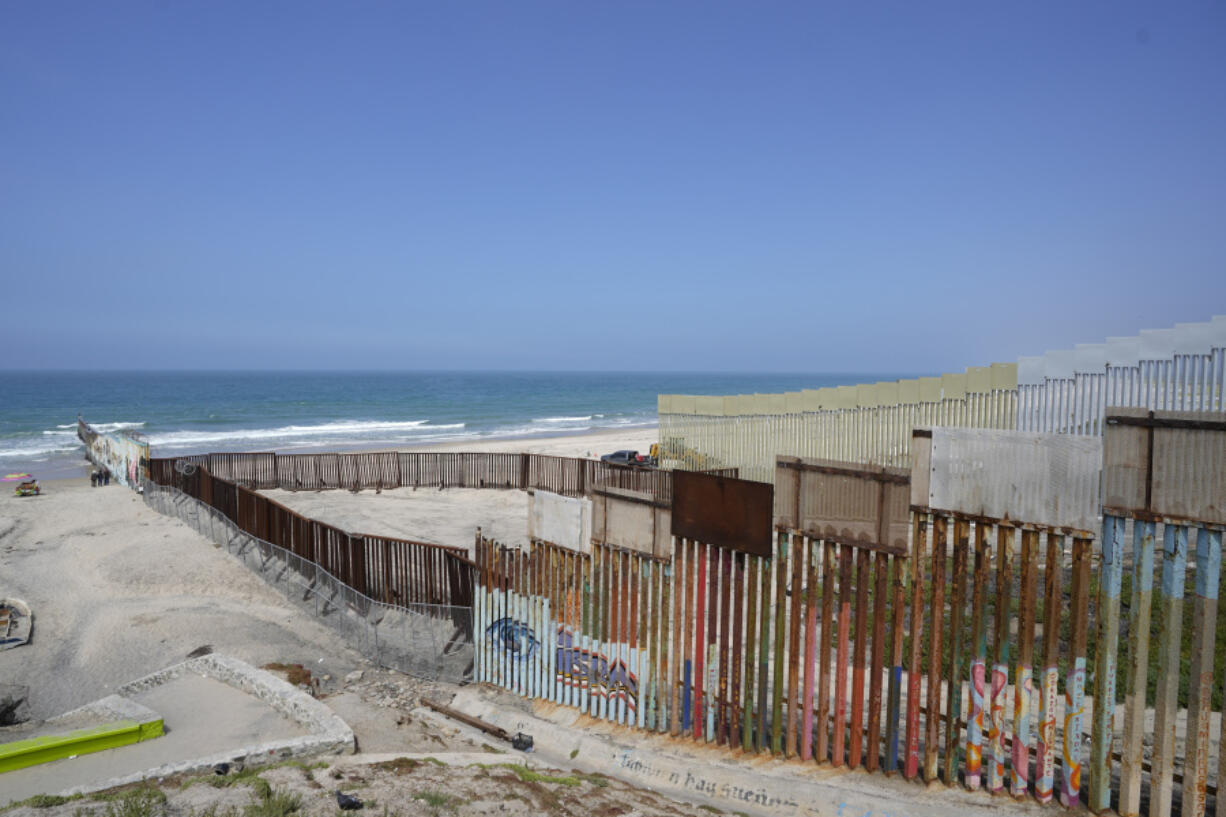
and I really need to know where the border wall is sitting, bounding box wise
[659,315,1225,481]
[77,418,149,488]
[477,413,1226,817]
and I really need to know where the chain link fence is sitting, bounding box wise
[143,480,473,683]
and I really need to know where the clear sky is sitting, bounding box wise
[3,2,1223,372]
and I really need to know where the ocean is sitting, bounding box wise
[0,371,907,479]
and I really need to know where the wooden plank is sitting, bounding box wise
[817,541,835,763]
[1059,536,1090,808]
[801,538,820,762]
[850,547,871,768]
[1150,524,1187,817]
[924,515,947,783]
[786,532,804,757]
[965,521,990,790]
[905,512,927,780]
[833,543,853,766]
[1035,533,1064,804]
[1184,527,1220,817]
[1090,515,1124,812]
[987,524,1013,794]
[944,518,970,785]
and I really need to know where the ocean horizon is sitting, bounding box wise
[1,370,915,479]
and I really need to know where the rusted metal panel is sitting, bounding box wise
[987,525,1013,794]
[743,554,758,751]
[923,515,947,783]
[1035,534,1064,804]
[917,428,1102,535]
[1010,525,1039,790]
[833,544,853,766]
[672,471,774,557]
[905,512,927,780]
[1104,409,1226,524]
[944,518,969,785]
[849,547,871,768]
[885,546,906,775]
[817,541,835,763]
[965,523,990,790]
[1059,537,1091,808]
[756,552,771,753]
[775,456,910,553]
[730,551,745,746]
[866,552,888,773]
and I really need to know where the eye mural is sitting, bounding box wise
[485,617,541,660]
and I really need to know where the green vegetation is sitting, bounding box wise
[412,791,456,808]
[1,793,85,811]
[101,787,167,817]
[242,785,300,817]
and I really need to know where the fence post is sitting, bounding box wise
[1119,521,1155,816]
[1090,515,1124,813]
[1151,524,1188,817]
[1059,537,1091,807]
[1183,526,1220,817]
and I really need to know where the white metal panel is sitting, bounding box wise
[528,490,592,553]
[1105,337,1142,367]
[1139,328,1178,361]
[1073,343,1107,374]
[925,428,1102,533]
[1018,356,1045,386]
[1044,349,1077,380]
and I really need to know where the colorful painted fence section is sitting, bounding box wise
[476,423,1226,817]
[78,418,149,488]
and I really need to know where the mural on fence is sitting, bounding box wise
[479,608,641,718]
[79,420,149,489]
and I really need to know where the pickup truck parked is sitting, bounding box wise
[600,450,655,468]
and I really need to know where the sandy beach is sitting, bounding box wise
[264,427,660,552]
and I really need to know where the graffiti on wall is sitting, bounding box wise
[80,421,149,489]
[485,616,639,714]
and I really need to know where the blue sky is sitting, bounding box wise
[2,2,1223,372]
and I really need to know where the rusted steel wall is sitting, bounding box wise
[149,461,475,615]
[148,450,735,502]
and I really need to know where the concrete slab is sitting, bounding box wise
[1,655,354,805]
[420,686,1057,817]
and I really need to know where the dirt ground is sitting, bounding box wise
[1,753,709,817]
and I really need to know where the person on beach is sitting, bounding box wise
[90,471,97,487]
